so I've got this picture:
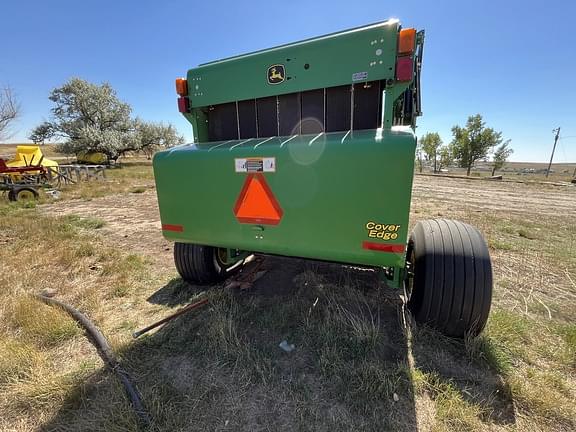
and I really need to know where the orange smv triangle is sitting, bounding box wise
[233,173,283,225]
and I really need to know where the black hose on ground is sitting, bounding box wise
[34,294,151,428]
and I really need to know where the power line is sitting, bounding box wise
[559,139,568,162]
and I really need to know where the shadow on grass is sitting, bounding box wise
[37,256,515,431]
[409,324,516,426]
[146,277,206,307]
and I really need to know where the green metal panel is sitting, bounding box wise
[159,20,424,276]
[185,20,400,108]
[153,128,416,269]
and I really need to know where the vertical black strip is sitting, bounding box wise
[278,92,301,136]
[350,85,355,133]
[323,88,327,132]
[326,85,352,132]
[353,81,381,131]
[235,101,241,139]
[377,80,383,128]
[301,89,325,134]
[238,99,257,139]
[207,102,239,141]
[256,96,278,138]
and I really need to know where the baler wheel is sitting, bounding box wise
[406,219,492,338]
[174,243,230,285]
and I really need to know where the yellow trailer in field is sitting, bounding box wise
[5,145,59,174]
[0,146,59,201]
[76,151,108,164]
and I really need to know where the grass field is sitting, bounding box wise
[0,162,575,431]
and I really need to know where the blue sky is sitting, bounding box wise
[1,0,575,162]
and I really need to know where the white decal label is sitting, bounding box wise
[352,71,368,81]
[235,157,276,173]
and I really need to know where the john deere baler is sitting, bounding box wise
[154,20,494,338]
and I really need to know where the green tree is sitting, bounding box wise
[31,78,184,161]
[450,114,505,176]
[491,141,513,176]
[420,132,442,172]
[133,118,184,159]
[28,122,54,145]
[415,140,423,173]
[437,146,454,172]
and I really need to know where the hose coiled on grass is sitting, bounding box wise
[34,294,151,429]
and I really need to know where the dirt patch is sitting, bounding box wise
[412,175,576,219]
[43,190,173,271]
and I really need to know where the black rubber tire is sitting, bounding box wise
[174,243,229,285]
[16,188,39,201]
[8,188,38,202]
[406,219,493,337]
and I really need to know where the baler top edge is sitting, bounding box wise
[197,19,399,68]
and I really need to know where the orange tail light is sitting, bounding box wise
[398,28,416,55]
[175,78,188,96]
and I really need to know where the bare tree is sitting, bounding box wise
[0,87,20,140]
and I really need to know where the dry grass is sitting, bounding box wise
[408,203,576,431]
[0,338,46,384]
[0,203,164,430]
[0,166,574,431]
[5,297,81,347]
[410,368,485,432]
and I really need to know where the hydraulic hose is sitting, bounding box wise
[34,294,151,428]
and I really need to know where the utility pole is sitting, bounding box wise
[546,127,561,178]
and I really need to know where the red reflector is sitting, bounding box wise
[396,57,413,82]
[177,97,189,113]
[362,241,405,253]
[162,224,184,232]
[233,173,283,225]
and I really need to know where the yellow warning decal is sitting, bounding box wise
[365,222,401,240]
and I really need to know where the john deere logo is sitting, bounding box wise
[267,64,285,85]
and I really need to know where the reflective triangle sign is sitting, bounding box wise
[233,173,283,225]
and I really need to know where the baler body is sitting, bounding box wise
[154,20,424,280]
